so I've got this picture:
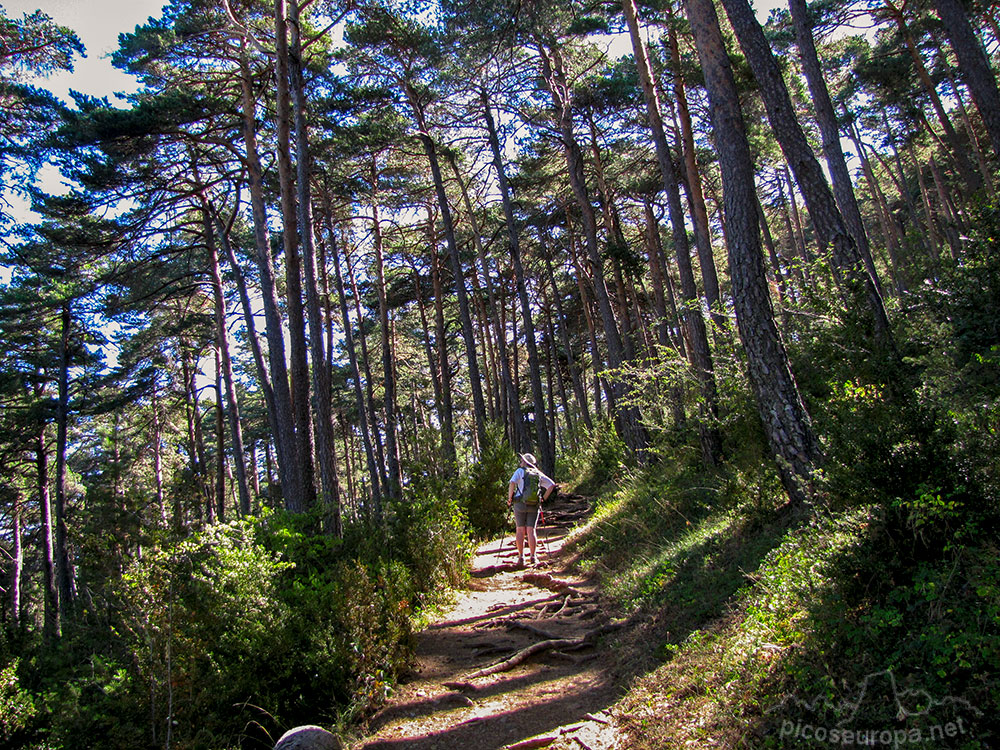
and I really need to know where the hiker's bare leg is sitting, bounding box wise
[526,527,537,559]
[515,527,526,559]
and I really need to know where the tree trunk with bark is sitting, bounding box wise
[429,221,458,468]
[483,92,552,473]
[720,0,895,352]
[325,221,383,521]
[622,0,722,464]
[369,173,403,503]
[273,0,315,512]
[537,40,647,458]
[202,203,251,517]
[406,88,489,450]
[447,150,524,450]
[933,0,1000,159]
[685,0,822,504]
[788,0,884,298]
[54,301,73,624]
[35,416,58,640]
[288,1,342,532]
[237,42,302,511]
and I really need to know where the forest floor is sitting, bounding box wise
[350,493,626,750]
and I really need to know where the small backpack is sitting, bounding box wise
[518,469,541,505]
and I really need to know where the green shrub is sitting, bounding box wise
[561,419,625,495]
[386,488,471,593]
[0,659,36,747]
[460,422,514,538]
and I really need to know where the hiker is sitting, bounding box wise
[508,452,556,567]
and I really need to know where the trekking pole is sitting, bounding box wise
[533,504,548,561]
[495,503,513,567]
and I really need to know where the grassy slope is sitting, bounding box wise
[563,460,999,749]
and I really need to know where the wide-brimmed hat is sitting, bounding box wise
[519,453,538,468]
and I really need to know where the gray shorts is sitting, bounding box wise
[513,502,540,527]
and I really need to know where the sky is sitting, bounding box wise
[2,0,168,101]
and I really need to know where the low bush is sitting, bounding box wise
[459,422,515,538]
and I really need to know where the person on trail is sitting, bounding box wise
[508,452,556,568]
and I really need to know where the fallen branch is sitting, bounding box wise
[442,680,477,692]
[550,594,573,617]
[521,572,582,596]
[468,622,622,679]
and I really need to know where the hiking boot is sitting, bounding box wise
[529,555,537,567]
[516,555,524,568]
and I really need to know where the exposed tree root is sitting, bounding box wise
[467,622,623,679]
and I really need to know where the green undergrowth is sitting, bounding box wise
[568,459,999,749]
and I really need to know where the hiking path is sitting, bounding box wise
[350,493,623,750]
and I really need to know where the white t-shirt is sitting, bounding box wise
[509,466,555,499]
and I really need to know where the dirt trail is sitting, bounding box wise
[351,494,623,750]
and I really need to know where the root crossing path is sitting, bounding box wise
[352,494,623,750]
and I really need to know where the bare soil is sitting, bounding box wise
[350,494,623,750]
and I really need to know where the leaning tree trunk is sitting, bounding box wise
[933,0,1000,159]
[622,0,722,465]
[666,13,724,328]
[788,0,884,299]
[537,40,647,459]
[884,0,983,191]
[203,204,251,517]
[720,0,895,353]
[685,0,822,505]
[447,150,525,451]
[541,236,592,431]
[211,206,284,485]
[325,219,383,521]
[406,88,489,450]
[483,92,553,474]
[347,247,390,494]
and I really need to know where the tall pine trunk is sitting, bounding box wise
[447,150,524,450]
[369,168,403,503]
[54,301,73,624]
[273,0,315,512]
[482,92,552,473]
[288,0,341,531]
[622,0,722,464]
[537,41,647,458]
[788,0,884,298]
[237,42,302,510]
[406,88,489,449]
[202,204,251,516]
[685,0,822,505]
[325,220,383,520]
[35,415,58,640]
[720,0,894,352]
[933,0,1000,159]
